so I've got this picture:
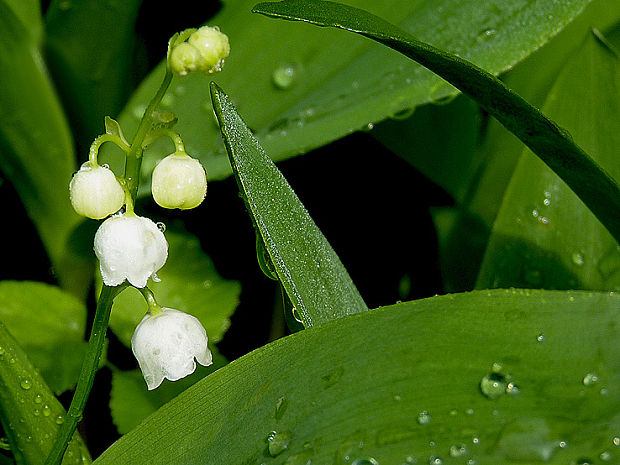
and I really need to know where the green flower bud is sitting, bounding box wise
[151,152,207,210]
[69,162,125,219]
[188,26,230,74]
[169,42,202,76]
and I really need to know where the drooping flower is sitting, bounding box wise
[69,162,124,219]
[151,152,207,210]
[94,214,168,288]
[131,308,212,390]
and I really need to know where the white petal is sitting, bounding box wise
[94,214,168,288]
[131,308,212,390]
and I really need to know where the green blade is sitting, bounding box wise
[477,31,620,290]
[94,289,620,464]
[0,320,90,465]
[253,0,620,245]
[210,82,367,327]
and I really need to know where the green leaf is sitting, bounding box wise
[95,289,620,464]
[210,83,367,327]
[433,1,620,292]
[477,31,620,290]
[108,229,240,347]
[253,0,620,247]
[0,282,87,395]
[104,0,596,192]
[109,349,228,434]
[44,0,143,146]
[0,1,89,296]
[0,320,90,465]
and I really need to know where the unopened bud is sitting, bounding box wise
[151,152,207,210]
[69,163,124,219]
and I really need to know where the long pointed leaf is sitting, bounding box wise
[95,289,620,464]
[253,0,620,245]
[210,82,367,327]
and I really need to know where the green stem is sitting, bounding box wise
[124,68,174,200]
[44,284,126,465]
[88,134,130,166]
[139,287,163,315]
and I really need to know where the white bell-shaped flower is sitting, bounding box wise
[69,162,124,219]
[151,152,207,210]
[94,214,168,288]
[131,308,212,390]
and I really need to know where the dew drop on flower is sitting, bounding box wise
[416,411,431,425]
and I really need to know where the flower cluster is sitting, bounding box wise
[66,25,229,389]
[169,26,230,76]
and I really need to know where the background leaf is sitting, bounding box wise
[95,289,620,464]
[44,0,143,150]
[102,0,596,193]
[476,31,620,290]
[107,229,240,347]
[109,349,227,435]
[0,321,90,465]
[211,83,368,327]
[0,281,87,395]
[0,0,88,296]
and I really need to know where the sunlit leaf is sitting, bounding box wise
[0,281,87,395]
[95,290,620,464]
[102,0,596,195]
[211,83,367,327]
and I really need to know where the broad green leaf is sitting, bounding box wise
[253,0,620,249]
[103,0,595,194]
[477,32,620,290]
[211,83,367,327]
[44,0,143,147]
[2,0,42,42]
[0,321,90,465]
[0,1,89,296]
[95,289,620,464]
[0,282,87,395]
[108,229,240,347]
[109,349,228,434]
[433,1,620,292]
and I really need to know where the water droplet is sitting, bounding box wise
[101,163,110,170]
[572,252,585,266]
[20,378,32,390]
[449,409,458,416]
[477,28,497,42]
[480,373,506,399]
[576,459,592,465]
[272,63,298,90]
[600,451,611,461]
[275,396,288,420]
[472,437,480,445]
[352,459,379,465]
[558,440,568,449]
[403,456,416,464]
[465,408,475,416]
[536,333,545,343]
[42,405,51,417]
[416,411,431,425]
[266,430,291,457]
[34,394,43,404]
[583,373,599,386]
[55,414,65,425]
[613,436,620,446]
[291,307,302,323]
[33,408,40,416]
[428,457,443,465]
[393,395,402,402]
[506,382,520,396]
[156,222,166,232]
[449,444,468,457]
[600,387,609,396]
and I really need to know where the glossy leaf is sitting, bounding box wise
[107,229,240,347]
[95,289,620,464]
[0,281,87,395]
[477,32,620,290]
[103,0,596,194]
[44,0,143,146]
[210,83,368,327]
[0,321,90,465]
[0,0,88,295]
[253,0,620,246]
